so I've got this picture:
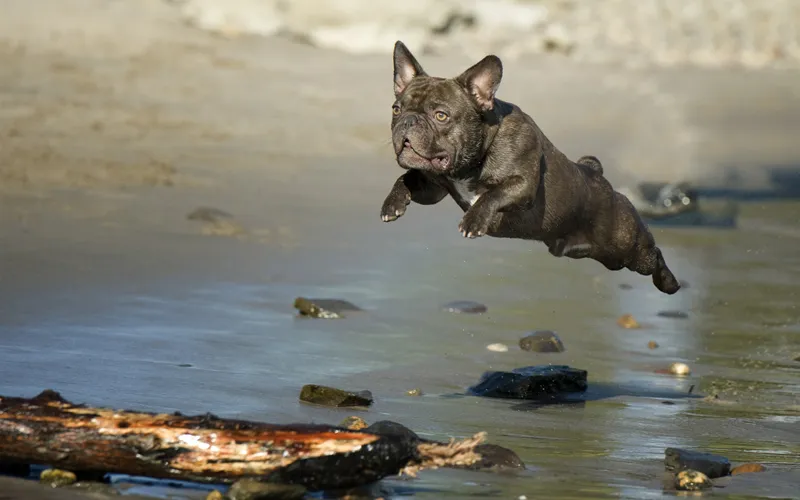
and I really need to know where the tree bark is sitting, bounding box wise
[0,390,416,491]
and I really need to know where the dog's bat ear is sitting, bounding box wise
[393,41,426,97]
[456,55,503,112]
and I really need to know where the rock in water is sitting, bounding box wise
[731,463,766,475]
[364,421,421,444]
[468,444,525,470]
[226,479,307,500]
[519,331,566,353]
[440,300,487,314]
[468,365,588,400]
[665,448,731,478]
[339,416,369,430]
[675,470,713,491]
[617,314,641,329]
[293,297,362,319]
[39,469,77,487]
[299,385,373,408]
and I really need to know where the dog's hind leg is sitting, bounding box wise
[629,245,681,295]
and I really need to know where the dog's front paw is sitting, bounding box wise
[458,207,494,238]
[381,191,411,222]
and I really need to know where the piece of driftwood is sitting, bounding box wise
[0,390,417,491]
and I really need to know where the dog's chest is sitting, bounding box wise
[450,178,481,206]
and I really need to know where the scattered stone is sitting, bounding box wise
[339,415,369,430]
[299,385,373,408]
[648,340,660,349]
[293,297,361,319]
[468,365,588,400]
[206,490,224,500]
[658,310,690,319]
[226,479,307,500]
[668,362,691,376]
[617,314,641,329]
[675,470,713,491]
[440,300,487,314]
[187,206,246,237]
[486,343,509,352]
[467,444,525,470]
[39,469,77,487]
[519,330,566,353]
[406,388,423,397]
[364,421,420,444]
[731,463,767,475]
[665,448,731,478]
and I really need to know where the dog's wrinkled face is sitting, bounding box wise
[391,41,503,175]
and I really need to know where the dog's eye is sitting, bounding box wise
[434,111,449,122]
[392,104,401,116]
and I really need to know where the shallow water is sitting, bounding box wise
[1,158,799,499]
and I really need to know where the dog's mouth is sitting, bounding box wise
[401,140,451,170]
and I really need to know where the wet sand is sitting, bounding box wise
[1,1,800,499]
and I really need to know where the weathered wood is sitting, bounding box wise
[0,390,416,491]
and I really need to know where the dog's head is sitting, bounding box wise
[390,41,503,175]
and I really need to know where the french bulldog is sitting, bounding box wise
[380,41,681,295]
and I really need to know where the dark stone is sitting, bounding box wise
[299,385,373,408]
[293,297,362,319]
[187,207,233,222]
[518,330,566,353]
[468,365,588,400]
[618,283,633,290]
[657,310,690,319]
[364,421,420,444]
[226,479,307,500]
[440,300,487,314]
[177,363,193,368]
[467,444,525,470]
[665,448,731,479]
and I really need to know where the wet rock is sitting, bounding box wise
[617,314,641,329]
[486,343,509,352]
[39,469,77,487]
[364,421,420,444]
[731,463,766,475]
[658,310,690,319]
[187,206,234,222]
[406,388,423,397]
[187,206,246,237]
[648,341,660,349]
[440,300,487,314]
[668,362,691,376]
[206,490,224,500]
[468,365,588,400]
[339,416,369,430]
[299,385,373,408]
[519,330,566,353]
[467,444,525,470]
[675,470,713,491]
[665,448,731,478]
[794,355,800,362]
[226,479,306,500]
[293,297,361,319]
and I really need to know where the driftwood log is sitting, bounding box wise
[0,390,418,491]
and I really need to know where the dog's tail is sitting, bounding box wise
[652,247,681,295]
[576,155,603,176]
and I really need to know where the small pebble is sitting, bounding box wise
[519,330,566,353]
[487,343,509,352]
[618,283,633,290]
[406,388,423,397]
[206,491,224,500]
[617,314,641,329]
[441,300,487,314]
[675,470,713,491]
[648,340,659,349]
[669,362,691,376]
[658,310,689,319]
[40,469,77,487]
[731,463,766,475]
[339,416,369,430]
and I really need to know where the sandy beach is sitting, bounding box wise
[1,1,799,498]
